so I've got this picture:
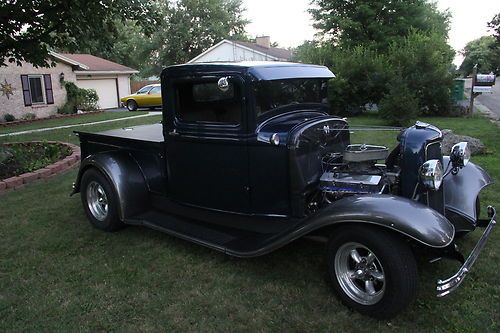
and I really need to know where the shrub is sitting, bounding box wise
[379,76,420,126]
[22,113,36,121]
[386,31,454,116]
[58,82,99,114]
[327,46,391,115]
[299,31,454,118]
[4,113,15,122]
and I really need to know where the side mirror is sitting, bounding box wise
[450,142,471,168]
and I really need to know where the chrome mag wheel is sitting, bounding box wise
[334,242,386,305]
[86,181,109,221]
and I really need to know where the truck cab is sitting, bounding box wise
[72,62,496,319]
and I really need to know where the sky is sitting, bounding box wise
[243,0,500,65]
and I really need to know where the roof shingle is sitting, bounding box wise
[60,53,137,72]
[232,41,293,60]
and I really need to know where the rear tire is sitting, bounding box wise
[326,225,418,319]
[80,169,124,232]
[126,100,138,111]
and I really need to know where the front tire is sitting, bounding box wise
[80,168,124,232]
[126,100,138,111]
[326,225,418,319]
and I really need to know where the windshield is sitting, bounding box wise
[254,79,328,118]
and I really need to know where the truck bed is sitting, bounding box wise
[83,123,164,143]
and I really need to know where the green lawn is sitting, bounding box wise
[0,111,151,135]
[0,114,498,332]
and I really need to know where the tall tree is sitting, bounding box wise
[154,0,249,67]
[309,0,450,51]
[58,19,157,76]
[459,36,499,75]
[488,13,500,45]
[0,0,158,67]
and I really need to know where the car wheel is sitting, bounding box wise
[326,225,418,319]
[80,168,124,232]
[126,100,138,111]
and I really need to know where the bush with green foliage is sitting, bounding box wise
[379,75,420,126]
[4,113,15,122]
[386,31,454,116]
[296,0,455,123]
[301,31,454,120]
[58,82,99,114]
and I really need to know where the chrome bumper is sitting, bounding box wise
[436,206,496,297]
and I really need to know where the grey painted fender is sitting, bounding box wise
[306,194,455,248]
[72,151,149,220]
[443,156,493,225]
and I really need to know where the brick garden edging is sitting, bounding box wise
[0,111,104,128]
[0,141,81,193]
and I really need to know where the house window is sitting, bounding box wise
[20,74,54,107]
[28,75,45,104]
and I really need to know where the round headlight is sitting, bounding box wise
[450,142,471,168]
[419,159,444,190]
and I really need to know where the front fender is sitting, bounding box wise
[72,151,149,220]
[443,156,493,227]
[309,194,455,248]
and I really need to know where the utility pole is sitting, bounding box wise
[469,64,478,116]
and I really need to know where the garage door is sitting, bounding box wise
[76,79,118,109]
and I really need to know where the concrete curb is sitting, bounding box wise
[0,141,80,194]
[474,100,500,125]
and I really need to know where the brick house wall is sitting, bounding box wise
[0,61,77,121]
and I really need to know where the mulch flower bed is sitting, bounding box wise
[0,141,81,192]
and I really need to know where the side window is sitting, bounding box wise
[175,78,242,125]
[149,86,161,94]
[136,86,152,94]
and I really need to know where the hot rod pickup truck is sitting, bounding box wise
[72,62,496,318]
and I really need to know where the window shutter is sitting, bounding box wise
[43,74,54,104]
[20,75,31,106]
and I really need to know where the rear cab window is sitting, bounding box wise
[174,77,243,126]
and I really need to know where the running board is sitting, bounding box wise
[125,210,289,257]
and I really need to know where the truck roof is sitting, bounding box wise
[162,62,335,81]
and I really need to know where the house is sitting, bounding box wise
[61,53,138,109]
[0,52,138,121]
[188,36,293,63]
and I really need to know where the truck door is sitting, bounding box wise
[164,75,250,213]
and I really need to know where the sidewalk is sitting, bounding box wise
[0,112,161,138]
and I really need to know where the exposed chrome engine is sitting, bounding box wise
[317,144,398,206]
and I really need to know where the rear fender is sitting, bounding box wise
[72,151,149,220]
[309,194,455,248]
